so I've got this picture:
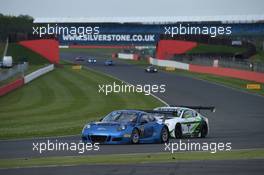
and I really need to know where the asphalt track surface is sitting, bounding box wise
[1,51,264,158]
[0,51,264,159]
[0,51,264,174]
[1,159,264,175]
[61,51,264,149]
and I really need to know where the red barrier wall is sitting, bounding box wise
[133,54,140,61]
[189,64,264,83]
[19,39,59,64]
[156,40,197,59]
[0,78,24,97]
[112,53,117,59]
[69,45,134,49]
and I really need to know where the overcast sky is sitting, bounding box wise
[1,0,264,18]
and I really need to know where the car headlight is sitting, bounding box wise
[117,125,126,131]
[82,124,91,132]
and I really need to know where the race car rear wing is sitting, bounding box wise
[169,105,216,113]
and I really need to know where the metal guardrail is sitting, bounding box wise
[0,63,28,81]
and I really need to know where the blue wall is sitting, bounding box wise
[58,23,264,45]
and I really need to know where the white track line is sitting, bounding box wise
[82,64,169,106]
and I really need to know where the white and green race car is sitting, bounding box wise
[153,106,215,138]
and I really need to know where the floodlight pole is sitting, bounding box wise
[3,37,9,58]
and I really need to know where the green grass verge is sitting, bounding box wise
[250,50,264,63]
[165,68,264,96]
[0,62,162,140]
[0,42,5,57]
[187,44,246,54]
[0,149,263,169]
[111,57,264,96]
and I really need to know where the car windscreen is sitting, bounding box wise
[155,108,182,117]
[102,111,138,123]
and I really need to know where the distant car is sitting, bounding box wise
[2,56,13,68]
[145,66,157,73]
[87,58,97,63]
[104,60,114,66]
[75,56,85,62]
[153,106,215,138]
[82,110,169,144]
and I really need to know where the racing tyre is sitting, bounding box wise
[160,127,169,143]
[131,129,140,144]
[200,123,208,138]
[175,124,182,139]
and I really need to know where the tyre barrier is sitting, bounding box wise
[117,53,140,61]
[149,57,264,83]
[0,78,24,97]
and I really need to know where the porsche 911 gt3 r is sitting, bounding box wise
[154,106,215,138]
[81,110,169,144]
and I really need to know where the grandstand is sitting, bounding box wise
[34,15,264,46]
[34,15,264,71]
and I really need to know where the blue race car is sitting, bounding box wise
[74,56,85,62]
[104,60,114,66]
[81,110,169,144]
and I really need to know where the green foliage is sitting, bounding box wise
[7,43,49,65]
[0,64,162,139]
[187,44,247,54]
[0,14,34,41]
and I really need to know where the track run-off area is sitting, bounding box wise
[0,49,263,175]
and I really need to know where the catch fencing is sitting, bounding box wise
[0,63,28,81]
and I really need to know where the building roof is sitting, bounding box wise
[34,14,264,24]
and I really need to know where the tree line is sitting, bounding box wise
[0,14,34,42]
